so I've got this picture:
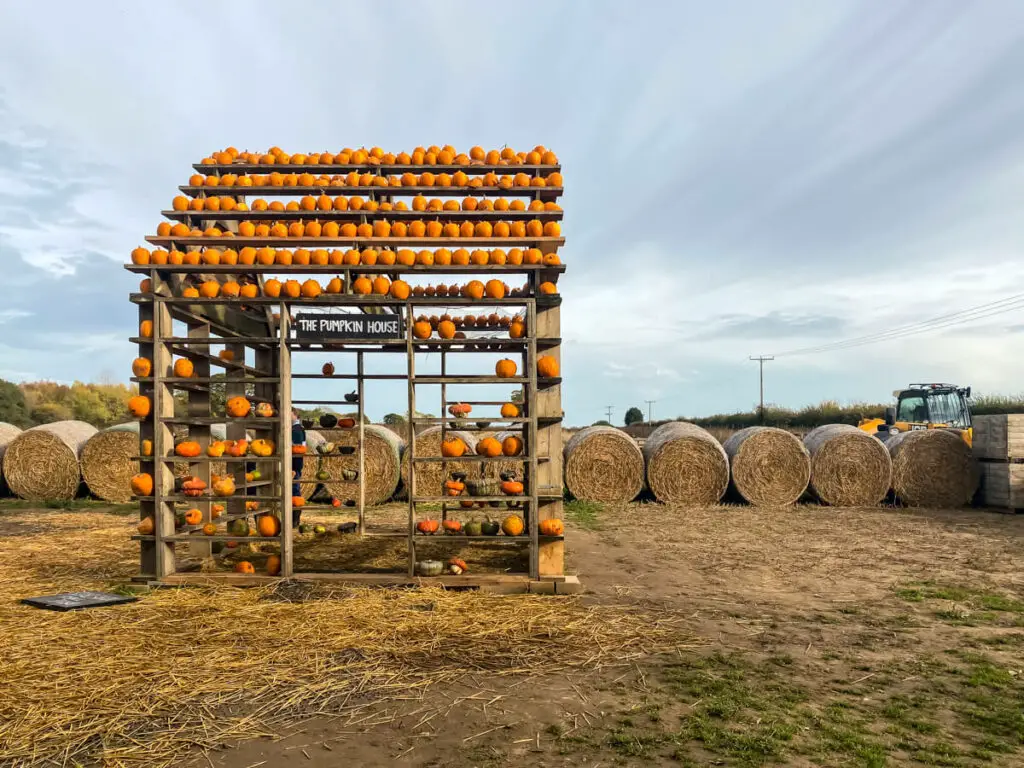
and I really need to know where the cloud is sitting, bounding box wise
[2,2,1024,423]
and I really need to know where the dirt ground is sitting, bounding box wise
[2,499,1023,767]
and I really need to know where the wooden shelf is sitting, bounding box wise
[412,375,531,384]
[413,416,530,425]
[130,293,547,307]
[132,534,281,543]
[179,185,563,200]
[134,455,282,462]
[132,376,280,384]
[162,209,563,222]
[125,263,566,275]
[193,162,561,174]
[411,534,564,543]
[161,416,280,425]
[411,455,548,463]
[412,495,528,503]
[130,336,278,346]
[145,236,565,248]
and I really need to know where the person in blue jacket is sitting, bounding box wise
[291,409,305,528]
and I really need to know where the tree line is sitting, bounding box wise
[602,395,1024,430]
[0,380,139,429]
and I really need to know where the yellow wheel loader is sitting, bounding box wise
[858,383,973,447]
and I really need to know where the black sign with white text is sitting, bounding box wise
[294,313,404,340]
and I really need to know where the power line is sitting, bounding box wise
[644,399,656,423]
[604,405,613,424]
[771,292,1024,358]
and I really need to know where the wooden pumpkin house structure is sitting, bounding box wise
[126,145,572,592]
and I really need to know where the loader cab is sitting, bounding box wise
[888,384,972,431]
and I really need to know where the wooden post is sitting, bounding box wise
[406,302,416,577]
[357,350,366,535]
[186,319,212,560]
[535,267,564,578]
[279,305,294,577]
[152,297,176,578]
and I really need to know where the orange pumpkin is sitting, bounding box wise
[130,473,154,497]
[476,437,502,458]
[292,495,306,508]
[131,358,152,377]
[173,358,194,378]
[128,395,151,418]
[184,508,203,526]
[500,403,519,418]
[139,320,154,338]
[537,355,559,378]
[257,514,282,537]
[441,437,467,458]
[207,441,226,458]
[502,436,523,456]
[234,561,256,574]
[202,522,218,536]
[501,480,524,495]
[266,554,282,576]
[137,516,154,535]
[539,518,564,536]
[226,396,251,418]
[174,441,202,458]
[495,359,517,378]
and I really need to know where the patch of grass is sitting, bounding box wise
[564,499,603,529]
[896,581,1024,628]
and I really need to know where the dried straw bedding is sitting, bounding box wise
[80,422,141,503]
[642,421,730,504]
[722,426,810,506]
[2,420,98,500]
[563,425,644,503]
[803,424,892,506]
[887,428,978,507]
[0,421,22,494]
[400,426,479,497]
[307,424,405,505]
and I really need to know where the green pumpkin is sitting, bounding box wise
[463,519,483,536]
[299,523,314,534]
[316,470,331,481]
[480,519,500,536]
[227,518,249,536]
[211,541,225,555]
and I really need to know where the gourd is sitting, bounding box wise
[537,355,559,378]
[416,519,440,534]
[207,441,226,458]
[292,496,306,508]
[442,520,463,534]
[416,560,444,577]
[137,516,155,535]
[255,402,274,418]
[495,359,517,378]
[448,403,472,416]
[226,396,251,417]
[174,441,201,458]
[173,358,194,378]
[441,437,466,457]
[266,554,281,576]
[447,558,469,575]
[463,519,483,536]
[212,477,236,497]
[130,473,154,497]
[227,518,249,536]
[181,477,207,497]
[257,514,282,537]
[480,519,500,536]
[184,508,203,526]
[250,439,274,457]
[501,514,525,536]
[128,395,151,418]
[322,362,335,376]
[539,518,564,536]
[226,439,249,457]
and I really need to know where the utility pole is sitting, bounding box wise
[749,356,773,424]
[644,399,656,423]
[604,405,614,424]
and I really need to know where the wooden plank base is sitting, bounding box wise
[141,572,582,594]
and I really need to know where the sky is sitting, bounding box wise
[3,0,1024,425]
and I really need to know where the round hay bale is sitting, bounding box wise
[3,420,98,501]
[400,426,479,497]
[312,424,405,506]
[481,430,526,482]
[564,426,644,503]
[0,422,23,495]
[803,424,892,506]
[722,426,810,506]
[887,429,977,507]
[80,422,141,503]
[643,422,729,504]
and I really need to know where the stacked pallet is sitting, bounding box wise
[973,415,1024,510]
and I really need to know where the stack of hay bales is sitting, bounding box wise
[803,424,892,506]
[80,422,141,503]
[722,426,810,506]
[642,422,730,504]
[400,426,478,497]
[887,429,977,507]
[563,425,644,503]
[309,424,405,505]
[0,422,23,495]
[3,421,98,501]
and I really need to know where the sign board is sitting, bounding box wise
[293,313,403,341]
[22,591,138,612]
